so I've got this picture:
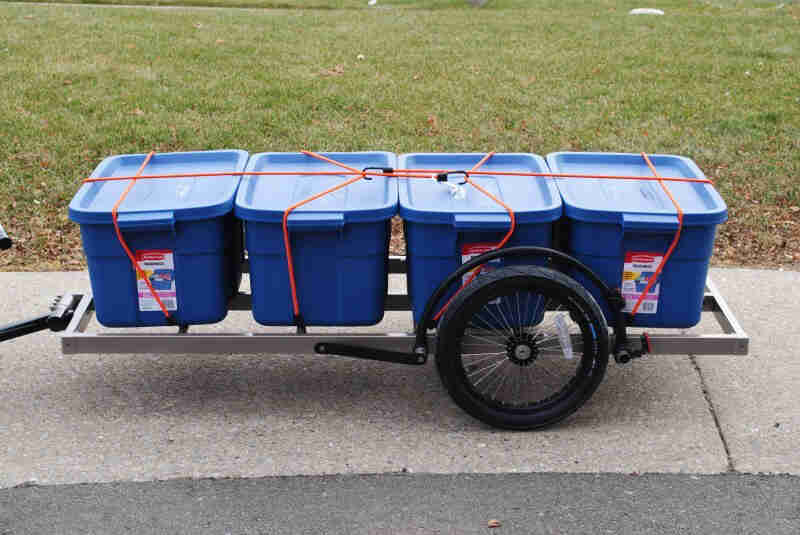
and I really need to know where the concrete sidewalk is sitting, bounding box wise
[0,268,797,488]
[694,268,800,474]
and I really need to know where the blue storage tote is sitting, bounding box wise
[235,152,398,326]
[398,153,562,325]
[69,150,248,327]
[546,152,727,328]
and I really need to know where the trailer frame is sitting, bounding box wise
[58,256,748,358]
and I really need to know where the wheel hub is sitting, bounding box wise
[506,333,538,367]
[515,345,532,360]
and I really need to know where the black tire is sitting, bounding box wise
[435,265,609,430]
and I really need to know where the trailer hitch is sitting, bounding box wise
[0,294,81,343]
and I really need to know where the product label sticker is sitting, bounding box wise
[461,243,501,285]
[621,251,661,314]
[136,250,177,312]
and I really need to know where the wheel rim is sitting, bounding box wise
[455,285,596,411]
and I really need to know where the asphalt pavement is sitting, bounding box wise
[2,473,799,534]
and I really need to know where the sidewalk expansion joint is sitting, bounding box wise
[691,355,735,473]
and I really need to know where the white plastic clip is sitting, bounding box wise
[447,182,467,200]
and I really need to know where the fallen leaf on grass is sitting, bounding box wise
[319,64,345,76]
[425,114,440,135]
[132,108,145,116]
[216,39,225,44]
[63,79,72,86]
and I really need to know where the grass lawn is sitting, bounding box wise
[1,0,798,271]
[2,0,498,9]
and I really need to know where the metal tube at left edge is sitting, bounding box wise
[0,223,11,250]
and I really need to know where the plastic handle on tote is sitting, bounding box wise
[622,213,680,234]
[115,211,176,232]
[286,212,345,232]
[453,213,512,230]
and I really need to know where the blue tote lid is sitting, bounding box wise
[398,153,561,227]
[235,152,398,226]
[69,150,249,226]
[546,152,728,227]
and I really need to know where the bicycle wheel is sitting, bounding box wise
[435,265,609,430]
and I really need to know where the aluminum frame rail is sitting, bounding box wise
[60,258,748,357]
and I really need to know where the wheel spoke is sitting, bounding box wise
[530,307,566,338]
[470,359,507,387]
[513,361,521,404]
[461,352,506,365]
[478,303,515,338]
[482,360,511,397]
[536,341,576,352]
[507,294,522,335]
[527,293,540,327]
[537,338,582,350]
[491,361,512,400]
[534,317,579,349]
[498,295,519,336]
[538,350,584,359]
[522,290,531,328]
[463,332,506,348]
[462,351,506,359]
[491,299,517,336]
[529,295,547,329]
[469,312,511,341]
[534,360,560,380]
[535,331,575,346]
[524,363,540,399]
[470,361,507,384]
